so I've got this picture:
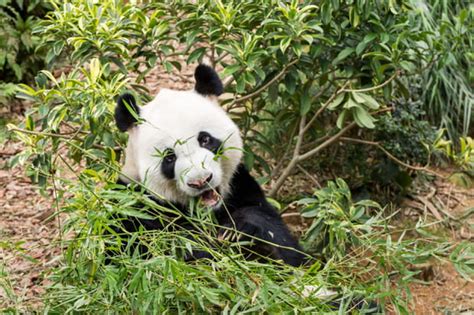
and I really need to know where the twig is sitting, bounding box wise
[271,123,298,178]
[50,155,63,252]
[298,122,357,162]
[300,134,330,151]
[415,195,443,221]
[8,126,120,151]
[229,59,299,105]
[214,51,230,65]
[269,115,307,197]
[302,81,350,135]
[222,68,244,90]
[343,70,400,93]
[339,137,445,178]
[9,126,80,139]
[269,107,393,197]
[296,164,321,189]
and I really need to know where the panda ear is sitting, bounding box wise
[115,93,140,132]
[194,64,223,96]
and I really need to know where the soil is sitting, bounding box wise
[1,67,473,313]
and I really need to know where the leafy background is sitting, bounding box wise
[0,0,473,313]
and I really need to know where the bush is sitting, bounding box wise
[376,94,437,165]
[14,0,451,193]
[414,0,473,140]
[299,178,382,259]
[0,0,51,101]
[7,0,474,312]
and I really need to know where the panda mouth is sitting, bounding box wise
[198,188,221,207]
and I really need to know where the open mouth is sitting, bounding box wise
[198,188,221,207]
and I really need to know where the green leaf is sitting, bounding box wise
[356,34,377,55]
[343,97,359,109]
[353,107,375,128]
[187,47,206,64]
[119,208,155,220]
[336,109,347,129]
[222,64,241,77]
[399,61,416,72]
[300,86,311,115]
[280,37,292,53]
[349,6,360,27]
[352,92,380,109]
[327,93,345,110]
[89,58,101,82]
[333,48,354,65]
[25,115,34,130]
[40,70,58,86]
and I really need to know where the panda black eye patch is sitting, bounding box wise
[198,131,222,155]
[161,148,176,179]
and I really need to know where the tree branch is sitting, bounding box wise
[343,70,400,93]
[229,59,299,106]
[302,81,350,135]
[298,122,357,162]
[268,115,306,197]
[268,107,394,197]
[339,137,445,178]
[8,126,120,151]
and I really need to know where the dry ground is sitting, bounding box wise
[1,65,473,313]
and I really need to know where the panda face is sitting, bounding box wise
[120,88,243,208]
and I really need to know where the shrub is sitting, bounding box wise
[433,132,474,188]
[376,94,437,165]
[14,0,450,194]
[414,0,473,140]
[0,0,51,103]
[299,178,382,259]
[7,0,474,312]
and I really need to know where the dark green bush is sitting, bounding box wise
[14,0,448,194]
[6,0,474,312]
[377,94,437,165]
[0,0,51,87]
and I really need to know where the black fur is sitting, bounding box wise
[115,93,140,131]
[161,149,176,179]
[216,164,306,266]
[198,131,222,155]
[111,164,307,266]
[194,64,224,96]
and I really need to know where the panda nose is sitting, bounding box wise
[187,174,213,190]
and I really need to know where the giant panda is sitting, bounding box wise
[112,64,306,266]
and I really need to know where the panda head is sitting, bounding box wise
[115,64,243,208]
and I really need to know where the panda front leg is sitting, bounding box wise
[217,206,307,266]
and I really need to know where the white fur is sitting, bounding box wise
[120,89,243,205]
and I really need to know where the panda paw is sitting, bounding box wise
[218,221,261,242]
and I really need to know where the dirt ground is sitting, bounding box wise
[1,66,473,313]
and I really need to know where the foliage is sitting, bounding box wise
[449,241,474,281]
[40,174,381,313]
[413,0,473,140]
[434,133,474,171]
[376,91,437,165]
[6,0,474,312]
[433,131,474,188]
[14,0,465,193]
[12,58,126,186]
[0,0,51,101]
[0,264,16,309]
[22,171,463,313]
[299,178,382,259]
[0,82,19,107]
[36,1,175,82]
